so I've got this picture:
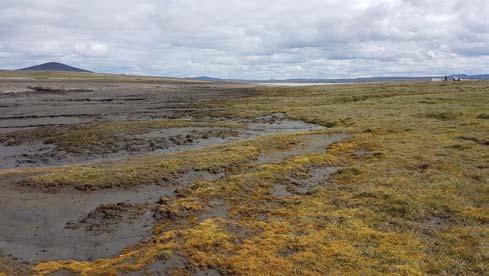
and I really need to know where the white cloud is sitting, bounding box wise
[75,43,110,58]
[0,0,488,78]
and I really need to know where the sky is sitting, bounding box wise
[1,0,488,79]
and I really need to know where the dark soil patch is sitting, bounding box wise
[28,86,93,94]
[424,112,460,121]
[65,202,147,233]
[459,136,489,146]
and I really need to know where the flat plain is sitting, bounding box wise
[0,71,487,275]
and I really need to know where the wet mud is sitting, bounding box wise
[0,79,347,266]
[0,165,232,263]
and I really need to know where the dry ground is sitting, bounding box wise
[0,73,487,275]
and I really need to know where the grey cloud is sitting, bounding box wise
[1,0,489,78]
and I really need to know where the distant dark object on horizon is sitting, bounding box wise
[18,62,92,73]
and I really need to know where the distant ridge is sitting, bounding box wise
[18,62,92,73]
[188,74,489,84]
[189,76,224,81]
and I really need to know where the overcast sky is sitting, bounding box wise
[1,0,488,79]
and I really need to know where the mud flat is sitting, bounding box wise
[0,116,322,169]
[0,125,342,262]
[0,184,160,262]
[1,78,257,263]
[0,78,343,265]
[0,76,350,270]
[0,79,254,125]
[0,78,316,169]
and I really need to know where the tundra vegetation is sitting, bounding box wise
[0,80,488,275]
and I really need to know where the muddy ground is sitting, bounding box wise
[0,79,324,169]
[0,77,344,270]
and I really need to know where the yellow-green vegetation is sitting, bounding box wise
[7,133,297,191]
[8,81,489,274]
[0,258,30,275]
[0,119,242,154]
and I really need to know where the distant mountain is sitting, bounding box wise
[186,76,435,83]
[18,62,92,73]
[190,74,489,84]
[259,76,435,83]
[464,74,489,80]
[189,76,225,81]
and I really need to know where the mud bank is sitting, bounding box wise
[0,184,161,262]
[0,79,347,265]
[0,117,322,169]
[0,132,346,263]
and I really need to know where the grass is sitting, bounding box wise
[3,133,298,191]
[2,81,488,275]
[477,113,489,120]
[0,258,29,276]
